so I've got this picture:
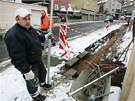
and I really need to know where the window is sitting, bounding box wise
[55,4,59,10]
[112,4,115,7]
[117,4,120,8]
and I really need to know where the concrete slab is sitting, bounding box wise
[66,51,88,66]
[77,51,89,59]
[63,68,77,77]
[66,57,79,67]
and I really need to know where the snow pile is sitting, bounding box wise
[108,86,121,101]
[51,24,122,60]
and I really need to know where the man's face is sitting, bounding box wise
[16,15,31,29]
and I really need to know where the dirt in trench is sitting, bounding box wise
[71,26,127,88]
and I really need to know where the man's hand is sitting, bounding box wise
[24,70,34,80]
[45,32,53,41]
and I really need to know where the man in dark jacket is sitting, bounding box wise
[4,8,52,101]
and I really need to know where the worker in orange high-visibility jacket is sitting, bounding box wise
[40,10,55,46]
[40,10,54,32]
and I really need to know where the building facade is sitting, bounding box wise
[0,0,47,29]
[122,0,135,15]
[71,0,99,12]
[103,0,122,15]
[98,0,122,19]
[54,0,69,11]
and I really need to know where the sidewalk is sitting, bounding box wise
[0,29,7,38]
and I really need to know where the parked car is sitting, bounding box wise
[104,15,114,22]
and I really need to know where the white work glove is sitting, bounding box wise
[24,70,34,80]
[45,32,53,41]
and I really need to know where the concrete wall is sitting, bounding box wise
[83,0,99,12]
[120,17,135,101]
[0,1,47,30]
[120,37,135,101]
[71,0,99,12]
[71,0,83,10]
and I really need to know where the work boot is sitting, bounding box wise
[32,94,46,101]
[40,83,53,90]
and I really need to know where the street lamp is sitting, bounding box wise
[67,4,73,22]
[60,4,73,23]
[60,6,67,22]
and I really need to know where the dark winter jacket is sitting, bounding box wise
[133,17,135,37]
[4,23,45,73]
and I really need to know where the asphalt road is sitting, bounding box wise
[0,21,117,62]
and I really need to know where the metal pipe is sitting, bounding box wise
[47,0,54,84]
[92,91,114,101]
[117,39,133,61]
[69,67,120,96]
[47,38,51,84]
[49,0,54,33]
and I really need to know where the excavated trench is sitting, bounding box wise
[42,25,129,101]
[65,25,129,101]
[70,25,127,87]
[68,25,128,101]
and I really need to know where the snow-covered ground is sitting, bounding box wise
[0,23,133,101]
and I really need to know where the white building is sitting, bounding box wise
[99,0,122,15]
[104,0,122,14]
[0,0,47,30]
[98,0,122,19]
[122,0,135,15]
